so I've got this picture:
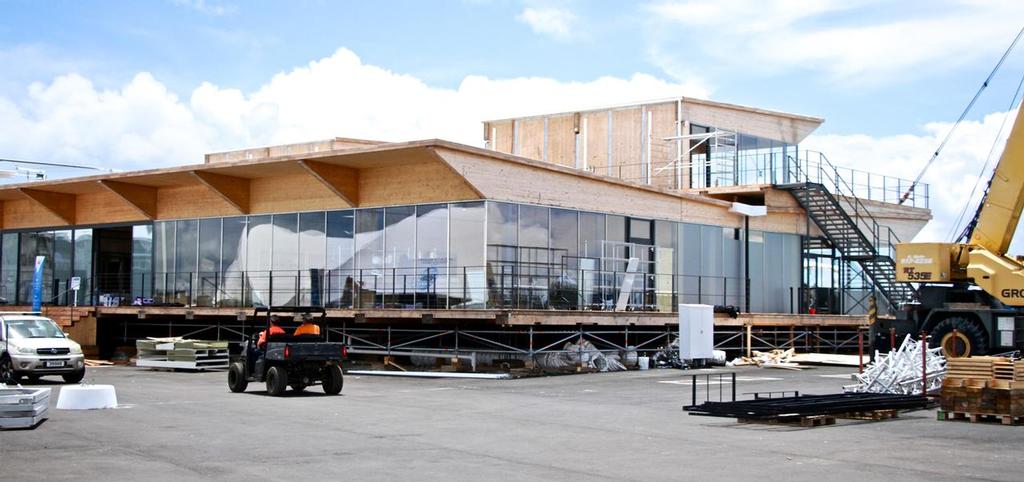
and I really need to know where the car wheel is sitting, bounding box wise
[931,316,988,357]
[322,364,343,395]
[228,362,248,393]
[0,356,20,385]
[62,369,85,384]
[266,366,288,396]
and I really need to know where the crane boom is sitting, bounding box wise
[968,106,1024,255]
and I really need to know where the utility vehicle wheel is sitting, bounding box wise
[228,362,248,393]
[0,356,20,385]
[266,366,288,396]
[931,316,988,357]
[290,383,307,392]
[62,369,85,384]
[322,364,344,395]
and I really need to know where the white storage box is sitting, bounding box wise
[678,304,714,360]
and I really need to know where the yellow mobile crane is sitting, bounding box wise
[883,105,1024,356]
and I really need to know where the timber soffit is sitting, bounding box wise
[0,139,737,212]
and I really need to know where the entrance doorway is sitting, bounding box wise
[93,226,132,303]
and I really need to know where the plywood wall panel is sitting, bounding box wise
[648,102,679,190]
[546,114,577,168]
[583,111,608,174]
[359,160,480,207]
[611,108,643,183]
[3,199,66,229]
[76,191,148,225]
[250,173,351,214]
[491,120,515,154]
[156,184,239,220]
[517,118,546,161]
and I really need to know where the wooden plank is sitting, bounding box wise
[546,114,577,168]
[297,159,359,206]
[97,180,157,219]
[190,171,251,214]
[18,188,75,224]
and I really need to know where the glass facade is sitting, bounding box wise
[0,200,807,314]
[688,124,795,189]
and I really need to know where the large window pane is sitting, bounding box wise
[153,221,174,303]
[19,232,54,305]
[384,206,416,307]
[298,211,326,306]
[271,213,298,306]
[54,230,72,304]
[220,217,246,307]
[174,220,198,305]
[354,208,384,307]
[1,233,17,304]
[486,202,518,308]
[326,210,354,307]
[550,208,578,309]
[517,204,550,308]
[129,226,150,302]
[246,215,272,306]
[197,218,222,307]
[416,204,448,308]
[578,211,605,258]
[449,201,485,308]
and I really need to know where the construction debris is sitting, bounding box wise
[845,335,945,395]
[686,392,929,427]
[136,337,229,370]
[534,340,626,372]
[728,348,804,370]
[0,386,50,429]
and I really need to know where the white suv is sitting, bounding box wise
[0,314,86,384]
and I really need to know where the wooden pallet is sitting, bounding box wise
[937,410,1024,426]
[738,415,836,427]
[838,409,899,421]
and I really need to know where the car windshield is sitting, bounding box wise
[5,319,65,339]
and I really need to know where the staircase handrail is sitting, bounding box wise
[787,152,902,259]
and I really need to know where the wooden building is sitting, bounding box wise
[0,98,931,357]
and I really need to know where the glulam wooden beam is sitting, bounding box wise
[297,160,359,206]
[98,180,157,219]
[18,188,75,224]
[190,171,251,214]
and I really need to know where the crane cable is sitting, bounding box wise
[899,25,1024,205]
[948,68,1024,242]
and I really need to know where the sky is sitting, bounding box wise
[1,0,1024,246]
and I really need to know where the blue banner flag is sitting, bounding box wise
[31,255,45,312]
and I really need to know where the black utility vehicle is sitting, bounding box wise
[228,307,346,396]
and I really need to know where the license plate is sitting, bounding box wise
[45,361,64,368]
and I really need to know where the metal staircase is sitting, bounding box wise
[777,154,917,308]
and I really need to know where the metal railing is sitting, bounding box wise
[20,266,798,313]
[586,148,929,209]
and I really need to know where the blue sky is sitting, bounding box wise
[1,0,1024,243]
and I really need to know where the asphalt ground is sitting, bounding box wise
[2,365,1023,481]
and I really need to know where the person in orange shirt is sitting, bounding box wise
[294,313,321,336]
[257,316,286,349]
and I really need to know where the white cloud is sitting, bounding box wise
[516,7,576,40]
[803,108,1023,250]
[646,0,1024,83]
[0,47,711,173]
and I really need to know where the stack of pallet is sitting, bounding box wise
[0,386,50,429]
[940,356,1024,425]
[136,338,229,370]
